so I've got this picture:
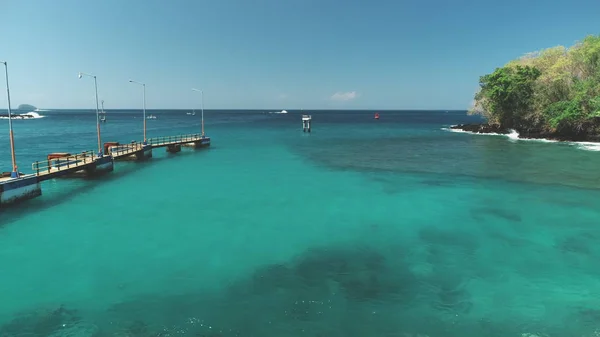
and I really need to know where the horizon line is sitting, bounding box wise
[4,108,470,112]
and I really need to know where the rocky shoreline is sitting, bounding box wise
[450,123,600,143]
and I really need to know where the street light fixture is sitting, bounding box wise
[78,71,103,157]
[1,61,18,178]
[129,79,147,144]
[191,88,205,137]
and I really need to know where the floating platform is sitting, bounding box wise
[31,151,114,181]
[302,115,312,133]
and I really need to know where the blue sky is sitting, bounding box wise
[1,0,599,110]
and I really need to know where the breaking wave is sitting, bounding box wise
[0,111,46,120]
[442,126,600,151]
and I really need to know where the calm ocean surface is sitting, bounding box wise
[1,109,600,336]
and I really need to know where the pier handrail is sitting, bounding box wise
[108,142,144,157]
[147,133,202,146]
[31,150,96,176]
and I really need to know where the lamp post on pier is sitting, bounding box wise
[191,88,205,137]
[2,61,19,178]
[129,79,147,144]
[78,71,103,157]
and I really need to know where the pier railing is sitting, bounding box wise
[148,134,202,147]
[32,150,96,176]
[108,142,144,157]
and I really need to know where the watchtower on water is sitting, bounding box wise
[302,115,312,133]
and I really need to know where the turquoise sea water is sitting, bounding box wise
[1,109,600,336]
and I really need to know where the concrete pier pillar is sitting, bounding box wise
[166,144,181,153]
[84,155,114,176]
[132,144,153,160]
[182,137,211,149]
[108,143,153,161]
[0,175,42,208]
[141,144,153,158]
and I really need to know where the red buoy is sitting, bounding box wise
[374,112,380,120]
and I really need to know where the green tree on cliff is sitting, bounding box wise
[473,65,540,129]
[470,34,600,136]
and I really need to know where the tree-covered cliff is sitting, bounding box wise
[468,35,600,140]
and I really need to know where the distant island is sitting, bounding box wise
[17,104,37,111]
[452,34,600,142]
[0,104,38,119]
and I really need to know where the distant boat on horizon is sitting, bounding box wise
[374,112,380,120]
[147,114,157,120]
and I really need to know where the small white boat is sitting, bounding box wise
[146,114,157,119]
[269,109,288,114]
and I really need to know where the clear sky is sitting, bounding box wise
[1,0,599,110]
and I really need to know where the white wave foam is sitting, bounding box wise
[573,142,600,151]
[442,126,600,151]
[441,127,507,137]
[0,111,46,120]
[506,129,519,141]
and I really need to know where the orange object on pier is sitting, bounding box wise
[103,142,120,155]
[47,153,71,161]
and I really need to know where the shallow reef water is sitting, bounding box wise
[2,111,600,336]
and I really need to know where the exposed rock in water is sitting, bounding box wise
[0,305,99,337]
[450,123,509,134]
[451,123,600,143]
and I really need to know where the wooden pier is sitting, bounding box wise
[102,134,211,160]
[148,133,211,149]
[31,151,114,182]
[0,60,213,209]
[104,141,153,161]
[0,133,211,208]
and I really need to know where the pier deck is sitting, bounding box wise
[31,151,113,182]
[0,174,36,183]
[148,133,209,148]
[2,133,209,208]
[106,142,152,160]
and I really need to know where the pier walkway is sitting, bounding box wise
[31,150,113,182]
[106,142,149,160]
[1,133,211,208]
[104,133,209,159]
[148,133,209,148]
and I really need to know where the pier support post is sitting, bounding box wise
[107,142,153,161]
[166,144,181,153]
[84,155,114,176]
[139,144,153,159]
[182,137,211,149]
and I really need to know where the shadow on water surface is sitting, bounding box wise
[2,240,596,337]
[290,130,600,191]
[0,149,207,228]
